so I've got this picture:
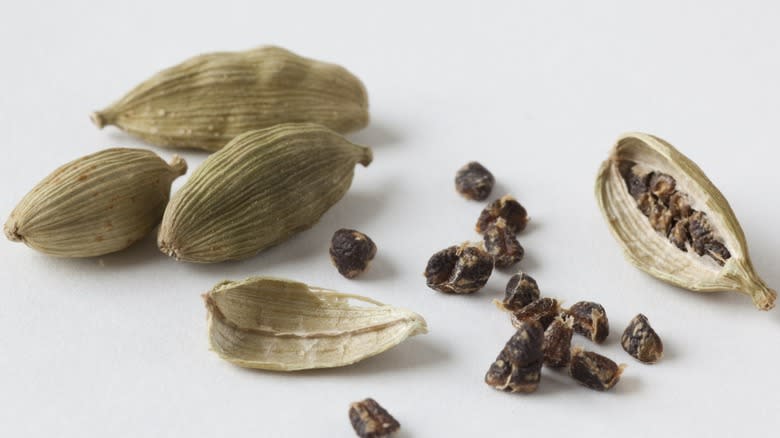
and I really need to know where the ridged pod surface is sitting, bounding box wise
[91,46,369,151]
[158,123,372,263]
[5,148,186,257]
[596,132,776,310]
[203,277,427,371]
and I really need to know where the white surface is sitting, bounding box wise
[1,1,779,437]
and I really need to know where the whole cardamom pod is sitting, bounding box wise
[158,123,372,262]
[91,46,369,151]
[5,149,186,257]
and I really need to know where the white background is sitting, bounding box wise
[1,1,779,437]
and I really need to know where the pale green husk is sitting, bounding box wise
[92,46,369,151]
[203,276,428,371]
[158,122,372,262]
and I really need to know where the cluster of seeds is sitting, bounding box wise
[619,161,731,265]
[489,272,664,392]
[424,163,530,295]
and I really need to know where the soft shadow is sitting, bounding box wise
[233,337,449,378]
[347,121,402,147]
[27,232,167,271]
[358,256,397,282]
[612,374,641,395]
[514,251,540,274]
[536,370,577,395]
[185,188,390,276]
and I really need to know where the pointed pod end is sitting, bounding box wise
[358,146,373,167]
[750,285,777,311]
[168,155,188,176]
[4,220,22,242]
[157,237,182,261]
[90,111,108,129]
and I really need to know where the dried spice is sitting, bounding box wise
[485,320,544,393]
[483,218,524,268]
[569,347,626,391]
[349,398,400,438]
[475,195,529,234]
[92,46,369,151]
[621,314,663,363]
[203,277,427,371]
[566,301,609,344]
[498,272,541,312]
[5,148,186,257]
[424,242,494,294]
[330,229,377,278]
[454,161,495,201]
[596,132,776,310]
[509,298,561,329]
[542,315,574,368]
[158,123,372,262]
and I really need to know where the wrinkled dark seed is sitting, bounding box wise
[621,314,663,364]
[329,229,377,279]
[648,172,676,203]
[349,398,400,438]
[543,315,573,368]
[424,243,493,294]
[569,348,625,391]
[485,320,544,393]
[501,272,541,312]
[567,301,609,344]
[620,161,731,266]
[510,297,560,329]
[475,195,529,234]
[455,161,495,201]
[483,218,524,268]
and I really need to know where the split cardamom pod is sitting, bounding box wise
[596,132,776,310]
[5,148,186,257]
[158,123,372,263]
[203,276,427,371]
[91,46,369,151]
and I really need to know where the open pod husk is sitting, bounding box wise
[203,277,428,371]
[595,132,776,310]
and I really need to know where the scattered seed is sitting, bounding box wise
[542,315,574,368]
[424,242,494,294]
[483,218,524,268]
[485,320,544,393]
[329,228,377,278]
[567,301,609,344]
[455,161,495,201]
[500,272,541,312]
[475,195,529,234]
[348,398,400,438]
[510,297,560,329]
[569,347,626,391]
[621,314,663,363]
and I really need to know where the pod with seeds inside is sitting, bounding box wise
[158,123,371,263]
[92,46,369,151]
[596,132,776,310]
[5,148,186,257]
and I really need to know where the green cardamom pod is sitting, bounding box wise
[158,123,372,262]
[91,46,369,151]
[5,149,187,257]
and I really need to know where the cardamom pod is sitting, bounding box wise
[595,132,776,310]
[91,46,369,151]
[5,148,186,257]
[158,123,372,262]
[203,276,427,371]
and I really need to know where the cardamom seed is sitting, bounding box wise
[5,148,186,257]
[91,46,369,151]
[158,123,372,263]
[203,276,427,371]
[595,132,776,310]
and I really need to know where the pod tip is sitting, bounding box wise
[169,155,188,176]
[90,111,107,129]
